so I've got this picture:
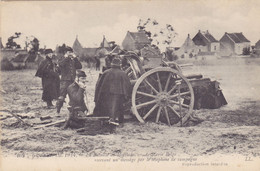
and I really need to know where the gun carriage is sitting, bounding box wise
[105,51,227,126]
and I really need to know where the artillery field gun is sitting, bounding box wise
[104,51,227,126]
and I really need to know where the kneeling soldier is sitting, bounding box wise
[63,70,88,129]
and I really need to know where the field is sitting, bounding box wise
[1,57,260,169]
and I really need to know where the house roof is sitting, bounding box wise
[192,30,218,46]
[72,36,113,57]
[255,40,260,46]
[182,34,196,48]
[128,31,151,44]
[72,37,84,56]
[73,37,83,49]
[100,36,111,49]
[225,33,250,43]
[203,32,218,42]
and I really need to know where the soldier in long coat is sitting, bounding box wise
[93,57,131,125]
[35,49,60,108]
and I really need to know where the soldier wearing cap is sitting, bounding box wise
[56,47,82,113]
[35,49,60,108]
[94,57,131,126]
[63,70,88,129]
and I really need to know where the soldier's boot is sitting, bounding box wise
[47,100,55,109]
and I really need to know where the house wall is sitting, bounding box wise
[135,43,148,50]
[219,35,235,56]
[234,44,241,54]
[243,42,251,51]
[0,49,27,60]
[255,50,260,55]
[234,42,250,55]
[256,41,260,49]
[122,33,135,51]
[196,45,208,53]
[255,41,260,55]
[140,47,160,58]
[175,47,199,59]
[210,42,220,52]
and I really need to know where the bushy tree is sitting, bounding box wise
[165,48,178,61]
[5,32,21,49]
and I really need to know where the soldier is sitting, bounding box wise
[56,47,82,113]
[102,54,114,72]
[63,70,88,129]
[93,57,131,126]
[35,49,60,108]
[95,56,101,71]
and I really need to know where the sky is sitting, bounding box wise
[1,0,260,51]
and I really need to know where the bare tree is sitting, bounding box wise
[137,18,178,50]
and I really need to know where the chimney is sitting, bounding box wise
[188,34,190,38]
[199,30,201,33]
[206,30,209,33]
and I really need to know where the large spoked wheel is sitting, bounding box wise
[131,67,194,126]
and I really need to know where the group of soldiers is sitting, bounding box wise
[36,48,131,129]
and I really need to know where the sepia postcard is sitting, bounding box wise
[0,0,260,170]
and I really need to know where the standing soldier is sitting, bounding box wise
[102,54,113,72]
[95,56,101,71]
[35,49,60,108]
[93,57,131,126]
[56,47,82,113]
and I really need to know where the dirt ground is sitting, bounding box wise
[1,57,260,161]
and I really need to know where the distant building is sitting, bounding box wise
[0,49,27,61]
[192,30,220,54]
[175,34,199,59]
[219,32,251,56]
[72,36,114,60]
[100,36,111,50]
[96,36,113,57]
[72,36,98,59]
[122,31,151,51]
[254,40,260,55]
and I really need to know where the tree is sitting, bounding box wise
[27,37,40,54]
[137,18,178,51]
[5,32,22,49]
[165,48,178,61]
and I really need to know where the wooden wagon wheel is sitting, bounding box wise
[131,67,194,126]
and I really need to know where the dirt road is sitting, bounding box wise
[1,58,260,159]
